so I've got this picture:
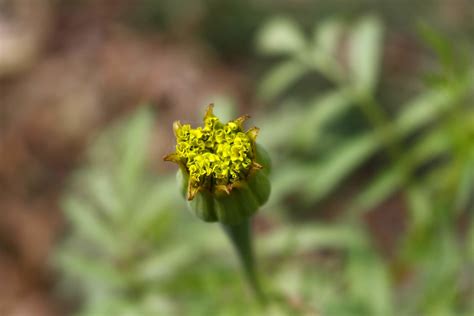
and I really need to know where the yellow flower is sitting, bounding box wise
[164,104,271,224]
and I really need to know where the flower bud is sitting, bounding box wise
[165,105,271,224]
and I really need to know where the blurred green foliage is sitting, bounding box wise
[256,14,474,315]
[128,0,450,60]
[56,12,474,316]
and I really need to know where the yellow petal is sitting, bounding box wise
[187,180,201,200]
[163,153,180,163]
[215,184,231,195]
[233,114,250,128]
[173,121,182,136]
[246,127,259,142]
[204,103,215,121]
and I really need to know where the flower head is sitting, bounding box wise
[164,104,271,224]
[165,105,263,199]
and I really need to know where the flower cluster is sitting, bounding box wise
[165,105,261,200]
[164,104,271,223]
[175,118,253,184]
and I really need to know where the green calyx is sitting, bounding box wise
[165,104,271,224]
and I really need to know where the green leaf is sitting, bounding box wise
[62,197,119,255]
[136,245,196,283]
[258,60,307,101]
[347,89,454,212]
[267,132,379,207]
[257,99,304,148]
[346,249,393,316]
[273,88,454,206]
[394,90,452,136]
[417,22,455,73]
[311,18,345,81]
[295,89,352,148]
[415,230,461,315]
[350,169,402,215]
[267,161,314,207]
[301,133,379,203]
[80,170,123,220]
[127,176,179,237]
[351,128,451,214]
[313,18,344,56]
[256,17,306,56]
[259,90,352,151]
[348,16,383,96]
[57,251,127,289]
[117,105,154,202]
[259,224,367,256]
[406,186,433,229]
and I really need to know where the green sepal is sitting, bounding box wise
[176,169,187,199]
[214,182,260,225]
[178,169,217,222]
[189,190,218,222]
[255,144,271,175]
[247,170,271,206]
[176,142,271,225]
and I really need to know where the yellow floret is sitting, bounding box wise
[174,111,253,186]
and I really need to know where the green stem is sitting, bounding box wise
[221,219,266,304]
[356,94,421,203]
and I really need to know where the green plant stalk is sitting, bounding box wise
[221,219,266,304]
[358,95,412,178]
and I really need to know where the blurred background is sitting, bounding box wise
[1,0,474,315]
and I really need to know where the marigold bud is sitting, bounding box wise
[164,104,271,224]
